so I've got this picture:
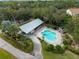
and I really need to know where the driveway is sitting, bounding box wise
[0,29,43,59]
[29,35,43,59]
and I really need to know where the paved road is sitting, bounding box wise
[29,35,43,59]
[0,38,35,59]
[0,29,43,59]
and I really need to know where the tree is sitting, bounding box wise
[0,8,16,21]
[15,8,32,21]
[1,20,11,32]
[51,10,67,26]
[7,24,19,38]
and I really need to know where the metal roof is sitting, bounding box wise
[20,18,43,34]
[68,8,79,15]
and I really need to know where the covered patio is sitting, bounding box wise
[20,18,44,35]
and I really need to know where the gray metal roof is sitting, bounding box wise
[20,18,43,34]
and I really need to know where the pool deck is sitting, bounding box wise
[34,26,62,46]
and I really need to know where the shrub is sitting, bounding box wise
[46,44,54,51]
[63,45,69,49]
[63,40,69,45]
[54,45,65,54]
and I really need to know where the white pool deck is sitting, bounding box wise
[34,26,62,46]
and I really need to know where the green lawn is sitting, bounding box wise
[0,48,17,59]
[42,41,79,59]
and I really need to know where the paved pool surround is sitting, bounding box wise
[35,27,62,46]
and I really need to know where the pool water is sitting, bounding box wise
[42,30,56,41]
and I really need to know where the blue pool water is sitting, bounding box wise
[42,30,56,41]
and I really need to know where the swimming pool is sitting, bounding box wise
[42,30,57,42]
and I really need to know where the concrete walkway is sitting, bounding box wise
[29,35,43,59]
[0,38,35,59]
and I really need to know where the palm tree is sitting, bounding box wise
[1,20,11,32]
[7,24,19,38]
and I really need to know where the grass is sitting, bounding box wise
[0,33,34,53]
[42,41,79,59]
[0,48,17,59]
[0,24,2,29]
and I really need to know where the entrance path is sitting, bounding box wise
[29,35,43,59]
